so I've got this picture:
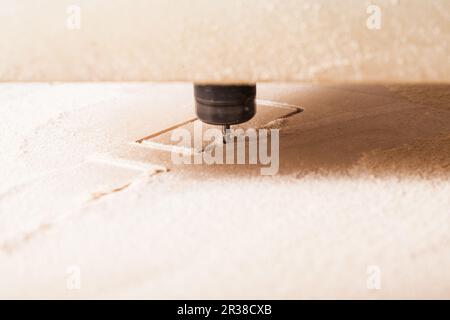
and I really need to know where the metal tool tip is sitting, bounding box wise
[222,125,230,144]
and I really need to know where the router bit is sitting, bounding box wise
[221,124,231,144]
[194,84,257,142]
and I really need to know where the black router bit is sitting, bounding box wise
[194,84,257,141]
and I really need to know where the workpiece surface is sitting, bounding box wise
[1,83,449,298]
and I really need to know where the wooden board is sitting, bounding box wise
[1,83,450,298]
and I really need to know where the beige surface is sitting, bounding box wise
[0,83,449,299]
[1,0,449,83]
